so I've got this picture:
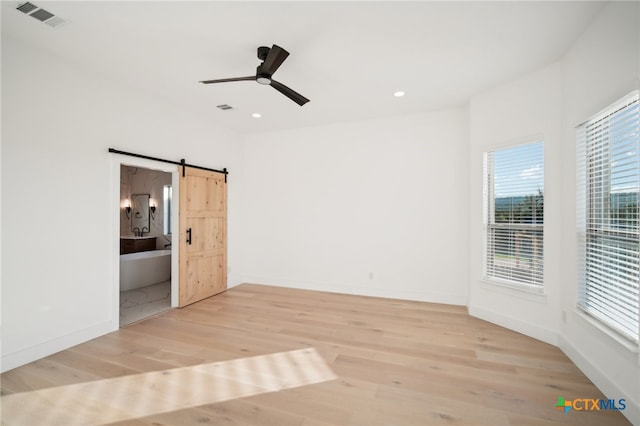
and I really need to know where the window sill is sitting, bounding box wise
[479,278,548,303]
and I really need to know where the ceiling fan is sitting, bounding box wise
[200,44,310,106]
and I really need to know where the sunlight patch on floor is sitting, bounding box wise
[1,348,336,425]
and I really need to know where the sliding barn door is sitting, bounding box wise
[179,166,227,307]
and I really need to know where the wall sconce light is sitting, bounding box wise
[149,198,157,220]
[123,199,131,220]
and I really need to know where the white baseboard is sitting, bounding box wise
[1,320,116,373]
[559,335,639,426]
[468,304,558,346]
[242,276,468,306]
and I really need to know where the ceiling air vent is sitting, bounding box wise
[16,2,37,13]
[29,8,54,22]
[216,104,233,111]
[16,2,65,27]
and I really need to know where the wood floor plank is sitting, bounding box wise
[0,283,631,425]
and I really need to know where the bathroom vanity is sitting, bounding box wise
[120,236,157,254]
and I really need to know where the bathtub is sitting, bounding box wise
[120,249,171,291]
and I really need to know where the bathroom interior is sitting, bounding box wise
[120,165,173,326]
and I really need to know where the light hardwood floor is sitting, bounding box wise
[1,284,631,425]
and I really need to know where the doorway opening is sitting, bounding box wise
[112,156,180,328]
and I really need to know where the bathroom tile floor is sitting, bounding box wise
[120,281,171,327]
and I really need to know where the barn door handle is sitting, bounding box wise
[186,228,192,245]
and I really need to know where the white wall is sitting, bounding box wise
[468,62,564,345]
[242,109,469,305]
[1,36,244,371]
[469,2,639,424]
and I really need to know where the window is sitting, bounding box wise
[163,185,172,235]
[577,91,639,342]
[484,141,544,288]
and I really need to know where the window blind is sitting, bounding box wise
[577,91,640,342]
[484,142,544,287]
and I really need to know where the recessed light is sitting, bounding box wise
[393,91,405,97]
[252,113,262,118]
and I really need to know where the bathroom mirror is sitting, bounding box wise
[131,193,150,235]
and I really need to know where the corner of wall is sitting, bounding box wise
[468,304,559,346]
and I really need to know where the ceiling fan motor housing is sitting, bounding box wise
[257,46,270,61]
[256,65,271,85]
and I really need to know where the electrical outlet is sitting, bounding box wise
[369,272,374,280]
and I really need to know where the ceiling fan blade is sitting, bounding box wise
[260,45,289,76]
[200,76,256,84]
[270,79,310,106]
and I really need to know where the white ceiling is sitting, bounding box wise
[2,1,605,134]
